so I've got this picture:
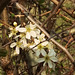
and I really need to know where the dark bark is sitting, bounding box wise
[0,0,11,14]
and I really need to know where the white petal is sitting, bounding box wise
[34,39,40,44]
[18,28,26,32]
[29,44,35,48]
[35,50,40,56]
[42,41,48,46]
[41,49,46,56]
[52,63,55,71]
[9,33,13,37]
[23,39,28,47]
[30,31,36,37]
[46,42,53,50]
[14,35,20,39]
[43,61,46,66]
[48,60,52,68]
[37,34,46,42]
[42,38,46,41]
[41,33,45,38]
[37,58,45,63]
[16,46,20,54]
[22,38,27,44]
[35,29,40,35]
[26,32,30,39]
[10,42,17,48]
[20,44,24,49]
[25,25,30,29]
[50,57,58,62]
[15,25,21,30]
[9,27,13,30]
[30,24,36,29]
[48,49,56,56]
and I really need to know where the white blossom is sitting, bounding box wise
[33,42,48,56]
[17,27,26,32]
[46,42,54,50]
[37,49,58,68]
[37,33,46,42]
[20,38,29,48]
[18,24,37,39]
[9,25,20,37]
[25,24,37,39]
[10,41,22,54]
[9,22,58,69]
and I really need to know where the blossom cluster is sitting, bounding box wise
[9,22,58,69]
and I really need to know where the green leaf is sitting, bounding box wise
[38,0,45,4]
[13,61,16,66]
[11,13,15,18]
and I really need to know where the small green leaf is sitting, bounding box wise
[38,0,45,4]
[11,13,15,18]
[13,61,16,66]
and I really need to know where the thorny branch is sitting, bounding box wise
[15,2,75,64]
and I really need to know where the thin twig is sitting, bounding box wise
[39,11,51,16]
[35,10,73,22]
[0,20,13,28]
[2,41,13,48]
[37,66,46,75]
[41,0,64,27]
[31,24,75,49]
[51,0,75,18]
